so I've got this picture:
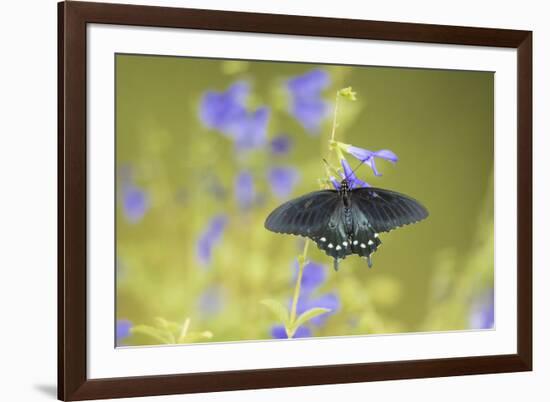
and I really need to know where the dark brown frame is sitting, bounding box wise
[58,1,532,400]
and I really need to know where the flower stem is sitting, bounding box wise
[330,92,340,143]
[328,92,346,170]
[178,317,191,343]
[288,240,310,337]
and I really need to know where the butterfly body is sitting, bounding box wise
[264,179,428,270]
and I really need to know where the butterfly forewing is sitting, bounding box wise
[264,190,339,237]
[351,187,428,233]
[315,204,351,260]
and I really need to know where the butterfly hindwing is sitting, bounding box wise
[313,203,351,261]
[350,203,382,261]
[351,187,428,233]
[264,190,350,260]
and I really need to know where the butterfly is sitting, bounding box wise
[264,177,428,271]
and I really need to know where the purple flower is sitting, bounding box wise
[196,215,228,267]
[287,70,331,133]
[271,325,312,339]
[233,107,270,152]
[197,286,225,316]
[234,171,255,210]
[122,185,149,223]
[270,134,292,156]
[199,81,249,132]
[116,319,132,345]
[200,82,270,152]
[469,290,494,329]
[346,146,398,176]
[293,261,326,294]
[331,159,370,190]
[267,166,300,200]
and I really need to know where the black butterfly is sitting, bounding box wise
[264,178,428,271]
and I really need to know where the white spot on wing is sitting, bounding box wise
[368,240,374,245]
[353,240,359,245]
[360,243,366,248]
[328,243,334,248]
[320,237,326,242]
[336,245,342,250]
[342,241,348,247]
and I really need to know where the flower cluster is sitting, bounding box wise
[116,319,132,346]
[200,80,306,217]
[329,141,398,190]
[267,167,300,200]
[200,82,270,152]
[287,70,331,134]
[196,215,228,267]
[119,166,149,224]
[469,289,494,329]
[269,134,292,156]
[197,285,225,316]
[234,171,256,211]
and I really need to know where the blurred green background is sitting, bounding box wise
[115,54,494,346]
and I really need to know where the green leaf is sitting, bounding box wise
[131,325,173,344]
[290,307,331,334]
[154,317,180,333]
[182,331,214,343]
[261,299,290,326]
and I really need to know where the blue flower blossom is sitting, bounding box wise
[197,285,225,316]
[234,171,255,210]
[469,290,494,329]
[270,134,292,156]
[199,81,249,132]
[346,145,398,177]
[116,319,132,345]
[122,185,149,224]
[196,215,228,267]
[287,70,331,133]
[267,166,300,200]
[233,107,270,152]
[200,82,270,152]
[271,325,312,339]
[331,159,370,190]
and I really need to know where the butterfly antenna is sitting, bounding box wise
[344,159,366,180]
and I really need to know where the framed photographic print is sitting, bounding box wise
[58,1,532,400]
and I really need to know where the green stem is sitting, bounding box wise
[330,92,340,142]
[287,240,310,337]
[178,317,191,343]
[285,91,345,337]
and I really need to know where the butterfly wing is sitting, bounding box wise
[264,190,350,260]
[348,203,381,265]
[351,187,428,233]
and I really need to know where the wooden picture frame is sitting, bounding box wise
[58,1,532,400]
